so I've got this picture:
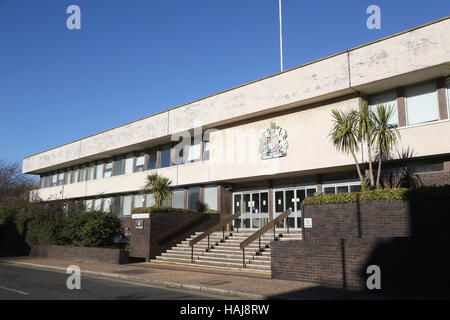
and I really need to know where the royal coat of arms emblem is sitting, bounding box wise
[259,122,288,160]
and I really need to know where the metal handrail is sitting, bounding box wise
[188,212,241,263]
[239,208,292,268]
[153,213,207,244]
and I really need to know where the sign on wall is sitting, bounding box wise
[304,218,312,228]
[259,122,288,160]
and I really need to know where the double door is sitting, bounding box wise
[273,186,316,230]
[233,190,269,230]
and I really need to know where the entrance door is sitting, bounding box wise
[233,190,269,230]
[273,186,316,230]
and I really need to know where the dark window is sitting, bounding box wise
[187,186,200,211]
[113,158,123,176]
[146,149,157,170]
[160,144,171,168]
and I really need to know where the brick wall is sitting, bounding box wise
[272,237,449,295]
[271,199,450,295]
[124,212,220,261]
[382,171,450,188]
[301,200,411,240]
[30,245,128,264]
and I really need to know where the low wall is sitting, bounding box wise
[122,212,220,261]
[271,198,450,296]
[272,237,449,296]
[30,245,128,264]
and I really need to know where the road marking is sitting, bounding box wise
[0,285,30,296]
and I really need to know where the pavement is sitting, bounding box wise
[0,256,404,300]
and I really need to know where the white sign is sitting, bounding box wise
[132,213,149,219]
[304,218,312,228]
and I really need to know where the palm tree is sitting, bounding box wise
[372,104,400,188]
[356,100,375,188]
[144,173,172,206]
[329,109,364,187]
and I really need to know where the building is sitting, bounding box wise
[24,17,450,232]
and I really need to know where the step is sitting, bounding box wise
[155,255,270,270]
[148,260,271,274]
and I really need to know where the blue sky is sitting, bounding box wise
[0,0,449,171]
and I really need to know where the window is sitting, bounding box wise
[187,186,200,211]
[79,165,86,182]
[134,194,144,209]
[160,144,171,168]
[134,152,145,172]
[45,174,51,188]
[85,199,93,211]
[203,131,211,161]
[172,143,184,165]
[146,149,157,170]
[323,182,361,194]
[122,195,132,216]
[104,161,113,178]
[172,189,184,209]
[406,81,439,125]
[145,193,155,207]
[111,196,121,216]
[51,173,57,187]
[113,158,123,176]
[370,90,398,127]
[124,153,134,174]
[87,163,95,181]
[40,176,45,189]
[203,185,217,210]
[64,169,71,184]
[94,198,102,211]
[95,162,104,180]
[57,171,64,185]
[447,82,450,117]
[72,167,79,184]
[187,139,201,163]
[103,198,111,212]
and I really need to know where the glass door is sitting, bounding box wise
[273,185,316,230]
[233,190,269,230]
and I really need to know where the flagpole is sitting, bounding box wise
[279,0,284,72]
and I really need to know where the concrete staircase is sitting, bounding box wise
[150,231,302,275]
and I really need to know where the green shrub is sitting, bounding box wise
[132,206,197,214]
[77,211,122,247]
[0,199,123,248]
[303,185,450,205]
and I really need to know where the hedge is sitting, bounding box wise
[0,199,123,248]
[132,206,219,214]
[303,185,450,205]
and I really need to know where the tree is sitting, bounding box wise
[356,100,375,188]
[0,160,37,201]
[329,109,365,187]
[144,173,172,206]
[372,104,400,188]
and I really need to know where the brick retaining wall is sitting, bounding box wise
[271,198,450,295]
[30,245,128,264]
[123,212,220,261]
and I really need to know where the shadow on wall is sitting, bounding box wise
[361,199,450,298]
[0,222,30,258]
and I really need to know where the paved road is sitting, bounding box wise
[0,263,218,300]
